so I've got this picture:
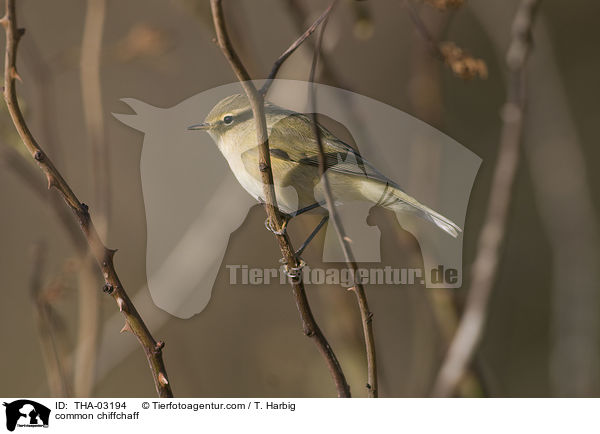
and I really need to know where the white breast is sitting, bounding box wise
[218,139,264,202]
[212,132,299,215]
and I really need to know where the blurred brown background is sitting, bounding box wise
[1,0,599,397]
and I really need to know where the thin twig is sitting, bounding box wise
[307,3,378,398]
[259,1,334,96]
[404,0,487,80]
[1,0,173,397]
[405,10,486,396]
[29,242,72,397]
[209,0,350,397]
[284,0,377,166]
[403,0,444,60]
[431,0,541,397]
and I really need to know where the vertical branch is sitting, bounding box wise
[81,0,109,235]
[470,1,600,397]
[74,0,108,398]
[431,0,541,397]
[74,254,99,397]
[1,0,173,398]
[307,5,378,398]
[406,8,485,397]
[209,0,350,397]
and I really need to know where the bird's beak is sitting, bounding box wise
[187,122,210,131]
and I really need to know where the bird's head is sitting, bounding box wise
[187,93,255,141]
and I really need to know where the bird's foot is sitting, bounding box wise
[281,257,306,279]
[264,216,287,235]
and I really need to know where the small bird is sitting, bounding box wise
[189,94,461,240]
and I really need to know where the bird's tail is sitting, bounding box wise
[366,181,462,238]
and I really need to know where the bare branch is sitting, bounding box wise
[74,0,108,397]
[431,0,541,397]
[259,1,335,96]
[29,242,72,397]
[209,0,350,397]
[404,0,487,80]
[307,4,378,398]
[81,0,110,236]
[1,147,83,250]
[1,0,173,397]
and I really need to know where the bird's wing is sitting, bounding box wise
[241,112,395,186]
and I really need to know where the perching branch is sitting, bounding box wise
[431,0,541,397]
[307,5,378,398]
[209,0,350,397]
[1,0,173,397]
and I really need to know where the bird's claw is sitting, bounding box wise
[283,258,306,279]
[264,217,287,235]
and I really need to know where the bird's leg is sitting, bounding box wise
[279,216,328,278]
[289,201,325,218]
[295,215,329,257]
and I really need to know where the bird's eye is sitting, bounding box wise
[223,115,233,125]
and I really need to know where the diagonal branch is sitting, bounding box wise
[259,1,335,96]
[209,0,350,397]
[403,0,444,60]
[431,0,541,397]
[1,0,173,398]
[307,3,378,398]
[403,0,487,80]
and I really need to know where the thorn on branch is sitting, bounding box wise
[120,321,132,334]
[158,372,169,386]
[46,174,57,190]
[10,66,22,82]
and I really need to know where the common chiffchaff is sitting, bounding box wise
[189,94,461,238]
